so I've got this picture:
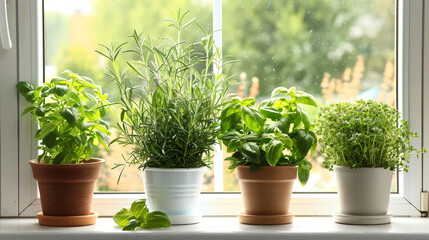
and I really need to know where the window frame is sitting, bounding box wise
[0,0,427,217]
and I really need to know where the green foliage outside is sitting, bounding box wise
[223,0,395,99]
[315,100,425,171]
[218,87,318,185]
[113,199,171,230]
[16,71,111,164]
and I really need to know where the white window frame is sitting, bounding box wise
[1,0,427,217]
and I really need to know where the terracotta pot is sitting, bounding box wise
[29,158,104,216]
[236,165,297,215]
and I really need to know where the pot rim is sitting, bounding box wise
[29,158,105,166]
[144,167,205,172]
[333,165,394,172]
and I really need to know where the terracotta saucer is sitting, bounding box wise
[237,211,295,225]
[36,211,99,227]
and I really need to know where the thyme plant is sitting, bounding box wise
[98,10,233,170]
[315,100,424,171]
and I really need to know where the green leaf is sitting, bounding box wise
[21,106,36,117]
[16,81,34,96]
[42,131,57,148]
[298,166,310,186]
[143,211,171,229]
[52,85,69,97]
[52,151,67,165]
[295,129,315,156]
[24,91,35,103]
[259,106,282,120]
[61,107,79,127]
[123,219,140,231]
[113,208,133,227]
[276,117,291,133]
[271,98,289,108]
[266,140,283,166]
[50,77,68,85]
[240,98,255,107]
[301,111,310,130]
[227,138,242,153]
[94,125,111,135]
[220,113,241,133]
[239,142,261,163]
[295,91,318,107]
[219,131,240,145]
[271,87,290,99]
[298,159,312,186]
[241,106,264,134]
[35,123,57,140]
[130,199,149,219]
[95,132,110,150]
[35,106,46,117]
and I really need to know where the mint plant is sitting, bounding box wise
[113,199,171,230]
[315,99,425,171]
[218,87,318,185]
[98,10,233,171]
[16,70,111,164]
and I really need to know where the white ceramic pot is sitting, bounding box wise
[142,167,205,224]
[334,166,394,216]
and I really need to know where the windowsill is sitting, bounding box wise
[0,217,428,240]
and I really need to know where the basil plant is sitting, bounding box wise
[16,70,111,164]
[218,87,318,185]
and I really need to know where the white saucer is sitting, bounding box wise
[168,214,202,225]
[333,211,392,225]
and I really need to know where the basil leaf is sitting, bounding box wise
[266,140,283,166]
[123,219,140,231]
[35,106,46,117]
[52,151,67,165]
[61,107,79,127]
[295,129,315,156]
[239,142,261,163]
[295,91,318,107]
[42,131,57,148]
[259,106,282,120]
[113,208,133,227]
[52,85,69,97]
[16,81,34,96]
[241,106,264,134]
[130,199,149,219]
[143,211,171,229]
[227,138,242,153]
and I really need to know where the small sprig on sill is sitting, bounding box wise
[113,199,171,230]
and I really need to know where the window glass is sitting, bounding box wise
[222,0,396,192]
[44,0,396,193]
[44,0,214,192]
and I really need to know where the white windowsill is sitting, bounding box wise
[0,217,428,240]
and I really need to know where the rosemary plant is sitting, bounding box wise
[315,100,424,171]
[98,10,234,170]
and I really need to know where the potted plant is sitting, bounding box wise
[315,99,424,225]
[218,87,318,224]
[16,70,111,226]
[98,10,233,224]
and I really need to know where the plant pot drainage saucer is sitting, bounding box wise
[237,211,295,225]
[332,211,392,225]
[36,211,99,227]
[168,214,202,225]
